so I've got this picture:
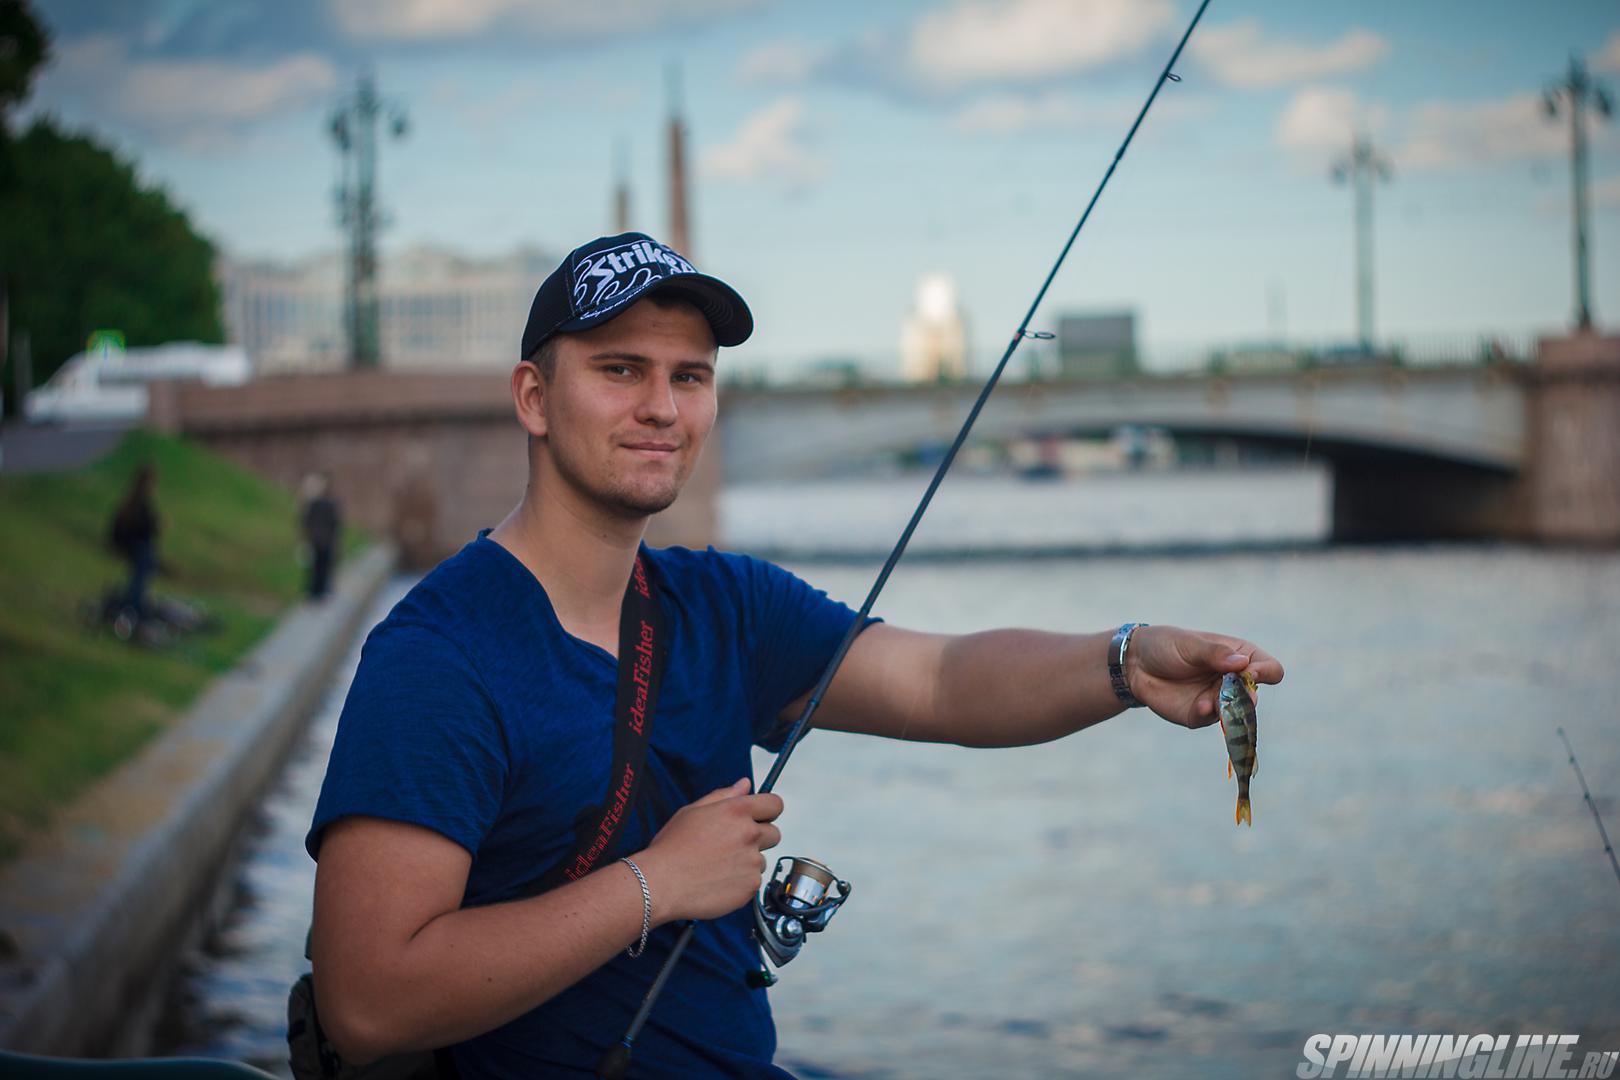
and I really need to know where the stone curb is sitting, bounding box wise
[0,542,398,1055]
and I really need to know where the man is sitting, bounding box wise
[300,471,342,600]
[306,233,1284,1078]
[109,461,159,623]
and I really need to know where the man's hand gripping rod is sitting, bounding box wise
[596,5,1212,1074]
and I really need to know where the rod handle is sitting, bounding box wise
[596,1042,632,1079]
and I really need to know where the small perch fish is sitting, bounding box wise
[1218,671,1259,826]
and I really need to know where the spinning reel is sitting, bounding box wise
[748,856,852,984]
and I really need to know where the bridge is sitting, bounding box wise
[719,365,1526,476]
[145,334,1620,565]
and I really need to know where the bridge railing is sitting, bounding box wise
[722,330,1543,390]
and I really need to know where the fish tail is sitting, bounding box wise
[1235,796,1251,827]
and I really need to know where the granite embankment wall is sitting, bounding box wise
[147,372,720,568]
[0,543,397,1056]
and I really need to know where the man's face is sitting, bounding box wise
[534,296,719,519]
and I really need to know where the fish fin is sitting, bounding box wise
[1226,758,1233,778]
[1236,797,1251,827]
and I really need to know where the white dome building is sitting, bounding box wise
[900,272,968,383]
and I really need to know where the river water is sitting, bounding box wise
[161,471,1620,1078]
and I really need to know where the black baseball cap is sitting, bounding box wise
[520,232,754,361]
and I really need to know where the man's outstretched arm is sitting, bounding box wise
[793,623,1284,747]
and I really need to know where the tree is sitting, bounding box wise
[0,120,225,410]
[0,0,47,192]
[1,0,222,415]
[1,0,50,415]
[0,0,49,131]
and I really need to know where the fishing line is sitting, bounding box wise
[597,2,1213,1074]
[1555,726,1620,893]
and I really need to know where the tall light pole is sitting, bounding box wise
[1331,132,1392,355]
[1544,54,1612,333]
[329,72,408,369]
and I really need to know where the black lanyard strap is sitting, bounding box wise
[531,554,668,895]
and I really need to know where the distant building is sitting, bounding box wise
[900,273,968,383]
[1057,311,1137,377]
[379,247,555,371]
[218,252,345,373]
[218,246,556,373]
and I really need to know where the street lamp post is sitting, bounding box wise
[329,73,409,370]
[1331,133,1393,356]
[1544,54,1613,333]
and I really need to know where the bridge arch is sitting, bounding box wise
[716,366,1527,481]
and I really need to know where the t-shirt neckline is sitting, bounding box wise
[474,527,636,668]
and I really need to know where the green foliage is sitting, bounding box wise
[0,119,224,408]
[0,0,49,124]
[0,429,368,861]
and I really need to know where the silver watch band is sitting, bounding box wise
[1109,623,1147,708]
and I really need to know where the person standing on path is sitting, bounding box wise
[300,472,342,600]
[108,462,159,621]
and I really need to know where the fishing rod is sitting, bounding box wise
[597,2,1213,1074]
[1556,726,1620,893]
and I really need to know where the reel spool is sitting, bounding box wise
[751,856,852,969]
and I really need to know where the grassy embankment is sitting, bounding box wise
[0,428,368,862]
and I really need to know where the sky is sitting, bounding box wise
[19,0,1620,378]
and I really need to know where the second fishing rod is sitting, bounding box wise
[595,2,1213,1075]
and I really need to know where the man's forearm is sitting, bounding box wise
[319,859,649,1061]
[933,628,1124,747]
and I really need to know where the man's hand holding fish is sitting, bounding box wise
[1120,627,1284,728]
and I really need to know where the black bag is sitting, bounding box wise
[288,969,448,1080]
[287,556,669,1080]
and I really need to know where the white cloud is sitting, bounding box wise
[1191,19,1388,90]
[1595,30,1620,74]
[953,89,1211,134]
[332,0,760,42]
[428,74,551,135]
[1276,86,1387,169]
[1539,175,1620,217]
[736,0,1175,106]
[1275,84,1617,177]
[954,92,1131,134]
[1535,174,1620,218]
[701,98,824,192]
[904,0,1175,90]
[736,40,829,85]
[38,36,337,149]
[124,55,335,126]
[1398,93,1601,171]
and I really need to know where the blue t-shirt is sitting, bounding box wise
[306,531,868,1078]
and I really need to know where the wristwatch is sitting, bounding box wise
[1108,623,1148,708]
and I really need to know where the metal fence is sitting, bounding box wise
[725,329,1551,388]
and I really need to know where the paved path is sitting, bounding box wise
[0,544,398,1056]
[0,422,133,475]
